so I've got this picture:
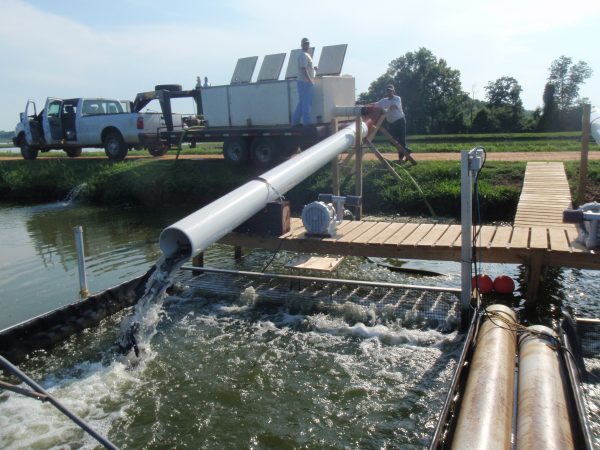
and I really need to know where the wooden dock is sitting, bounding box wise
[218,161,598,300]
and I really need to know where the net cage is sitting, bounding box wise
[172,267,462,332]
[576,319,600,359]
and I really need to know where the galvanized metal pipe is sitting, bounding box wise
[73,226,89,298]
[160,120,369,258]
[516,325,575,450]
[451,304,517,450]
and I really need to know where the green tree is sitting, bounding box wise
[484,76,524,132]
[547,56,593,111]
[359,48,469,134]
[537,82,559,131]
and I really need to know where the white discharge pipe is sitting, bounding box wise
[160,120,368,258]
[591,106,600,145]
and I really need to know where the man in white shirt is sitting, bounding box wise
[375,84,411,161]
[292,37,316,126]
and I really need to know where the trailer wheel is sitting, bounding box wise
[20,137,39,160]
[148,145,169,157]
[223,138,249,165]
[65,147,82,158]
[155,84,182,92]
[103,131,128,161]
[251,138,281,168]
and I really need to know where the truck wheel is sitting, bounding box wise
[223,138,249,165]
[251,138,281,168]
[20,138,39,160]
[148,145,168,157]
[155,84,182,92]
[103,131,128,161]
[65,147,82,158]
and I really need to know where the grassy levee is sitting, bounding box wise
[2,157,597,221]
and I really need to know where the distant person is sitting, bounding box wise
[203,76,211,87]
[292,37,316,126]
[374,84,411,161]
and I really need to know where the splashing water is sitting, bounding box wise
[62,183,88,205]
[116,254,188,361]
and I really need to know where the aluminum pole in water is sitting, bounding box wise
[73,226,89,298]
[451,304,517,450]
[160,120,369,258]
[516,325,575,450]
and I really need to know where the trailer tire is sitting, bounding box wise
[103,131,128,161]
[65,147,82,158]
[155,84,182,92]
[223,138,249,165]
[148,145,169,157]
[20,137,39,160]
[251,138,281,168]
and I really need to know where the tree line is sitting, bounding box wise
[359,48,593,135]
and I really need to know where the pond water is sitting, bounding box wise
[0,201,598,448]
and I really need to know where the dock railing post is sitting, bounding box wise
[460,148,484,329]
[73,226,90,298]
[577,103,591,206]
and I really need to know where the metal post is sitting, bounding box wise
[331,119,340,196]
[577,104,591,206]
[355,116,363,220]
[460,148,485,329]
[73,226,89,298]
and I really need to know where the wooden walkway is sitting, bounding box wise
[514,162,576,229]
[219,161,599,272]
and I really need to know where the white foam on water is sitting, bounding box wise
[307,313,454,347]
[0,359,140,449]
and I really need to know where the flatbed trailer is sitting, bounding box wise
[142,123,334,167]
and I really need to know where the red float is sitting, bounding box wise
[471,274,494,294]
[493,275,515,294]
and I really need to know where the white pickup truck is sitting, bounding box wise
[13,97,183,160]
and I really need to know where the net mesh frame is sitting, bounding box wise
[172,269,461,331]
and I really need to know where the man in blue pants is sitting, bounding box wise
[292,37,316,126]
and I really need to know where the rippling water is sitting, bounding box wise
[0,202,598,448]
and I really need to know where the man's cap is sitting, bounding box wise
[301,37,310,44]
[386,84,395,91]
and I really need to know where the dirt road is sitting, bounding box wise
[0,151,597,162]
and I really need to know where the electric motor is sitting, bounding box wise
[301,201,337,236]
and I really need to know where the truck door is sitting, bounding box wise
[22,100,38,144]
[42,98,63,144]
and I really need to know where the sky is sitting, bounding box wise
[1,0,598,132]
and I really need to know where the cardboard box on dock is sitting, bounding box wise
[235,201,290,236]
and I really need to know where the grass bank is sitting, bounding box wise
[1,159,598,221]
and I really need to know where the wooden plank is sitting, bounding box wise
[337,221,379,243]
[285,255,344,272]
[490,227,513,248]
[548,228,571,252]
[435,225,462,247]
[510,227,530,249]
[368,222,407,244]
[322,220,362,242]
[384,223,420,245]
[530,226,548,249]
[475,226,497,248]
[359,222,392,243]
[400,223,435,246]
[416,224,450,247]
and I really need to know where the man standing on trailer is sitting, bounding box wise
[375,84,411,161]
[292,37,316,126]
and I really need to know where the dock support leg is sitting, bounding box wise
[234,246,242,263]
[192,252,204,275]
[525,252,543,307]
